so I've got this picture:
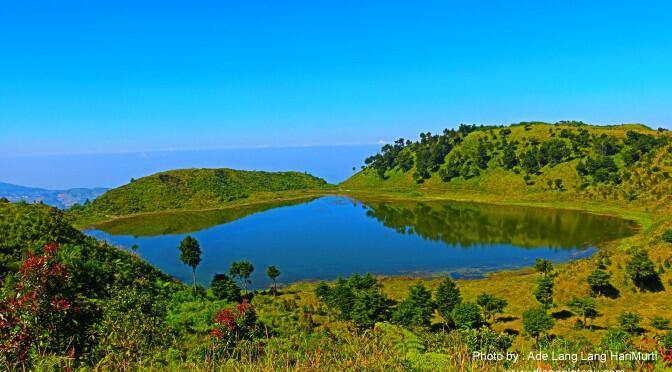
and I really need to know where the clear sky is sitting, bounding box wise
[1,0,671,157]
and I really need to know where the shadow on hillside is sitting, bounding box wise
[635,275,665,293]
[496,316,518,323]
[596,284,620,299]
[551,310,573,320]
[503,328,519,336]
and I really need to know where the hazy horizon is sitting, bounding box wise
[0,144,380,189]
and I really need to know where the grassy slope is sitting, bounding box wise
[72,168,331,225]
[331,122,672,347]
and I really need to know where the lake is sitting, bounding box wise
[85,196,637,289]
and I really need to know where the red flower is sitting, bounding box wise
[214,309,236,330]
[236,299,251,315]
[43,243,59,255]
[211,328,223,339]
[19,254,45,274]
[51,298,71,312]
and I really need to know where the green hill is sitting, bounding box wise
[341,121,672,205]
[76,168,329,218]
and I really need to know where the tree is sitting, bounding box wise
[392,282,435,328]
[435,276,461,323]
[522,308,554,343]
[587,268,612,296]
[326,278,356,320]
[476,293,507,323]
[179,235,202,289]
[625,248,659,291]
[211,273,242,302]
[534,275,554,309]
[229,260,254,293]
[350,289,393,329]
[266,265,281,295]
[567,296,599,328]
[535,258,554,275]
[451,302,484,329]
[618,311,642,335]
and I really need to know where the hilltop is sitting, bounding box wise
[342,121,671,206]
[73,168,329,220]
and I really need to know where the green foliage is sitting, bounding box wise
[650,316,670,330]
[618,311,643,334]
[211,273,242,302]
[522,308,555,341]
[434,276,461,323]
[392,282,435,328]
[0,202,177,368]
[450,302,484,329]
[599,329,632,354]
[350,289,393,329]
[567,296,599,327]
[229,260,254,293]
[315,273,391,328]
[476,293,507,323]
[533,275,554,309]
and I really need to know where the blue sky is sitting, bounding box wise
[1,1,671,157]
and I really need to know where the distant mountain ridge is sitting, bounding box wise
[0,182,107,209]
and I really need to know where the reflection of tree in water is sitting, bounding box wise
[362,201,636,249]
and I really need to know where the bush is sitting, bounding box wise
[650,316,670,330]
[351,289,393,329]
[450,302,484,329]
[618,312,642,334]
[392,283,435,328]
[522,308,554,342]
[211,273,242,302]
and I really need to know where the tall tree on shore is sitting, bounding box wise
[266,265,281,295]
[179,235,202,289]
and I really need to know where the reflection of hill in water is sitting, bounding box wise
[93,197,318,236]
[360,200,637,249]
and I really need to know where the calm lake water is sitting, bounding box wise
[85,196,637,289]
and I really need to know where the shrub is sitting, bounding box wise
[522,308,554,342]
[392,283,435,328]
[618,311,642,334]
[211,273,242,302]
[451,302,484,329]
[650,316,670,330]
